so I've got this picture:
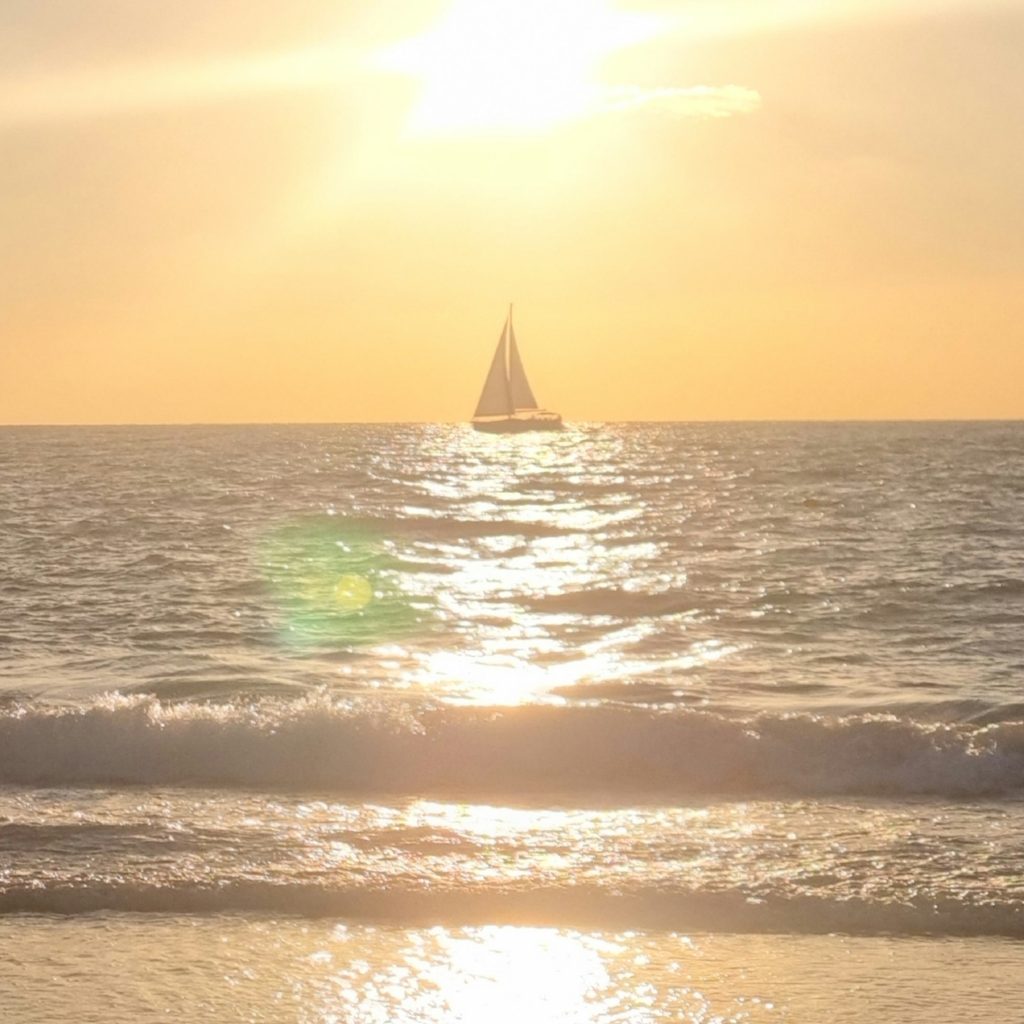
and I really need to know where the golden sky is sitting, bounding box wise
[2,0,1022,423]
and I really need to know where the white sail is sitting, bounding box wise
[473,320,513,417]
[507,311,539,410]
[471,306,561,431]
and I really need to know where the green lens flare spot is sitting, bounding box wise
[259,517,428,650]
[333,573,374,612]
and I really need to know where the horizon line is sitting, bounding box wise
[2,417,1023,428]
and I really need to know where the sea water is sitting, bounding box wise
[1,422,1022,1021]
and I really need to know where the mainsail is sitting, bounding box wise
[473,319,513,418]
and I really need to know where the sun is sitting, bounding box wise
[372,0,666,135]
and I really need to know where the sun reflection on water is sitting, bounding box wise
[252,424,749,707]
[427,927,612,1022]
[296,925,778,1023]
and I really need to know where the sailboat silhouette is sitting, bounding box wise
[471,306,563,433]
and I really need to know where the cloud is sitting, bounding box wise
[0,47,349,129]
[602,84,762,119]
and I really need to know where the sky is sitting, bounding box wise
[2,0,1022,423]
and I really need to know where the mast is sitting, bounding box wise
[503,304,513,378]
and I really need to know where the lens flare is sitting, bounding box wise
[260,518,426,650]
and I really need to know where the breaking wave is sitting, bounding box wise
[2,695,1024,799]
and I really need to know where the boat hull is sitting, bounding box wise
[472,414,563,434]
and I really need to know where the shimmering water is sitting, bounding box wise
[2,422,1023,1021]
[4,918,1022,1023]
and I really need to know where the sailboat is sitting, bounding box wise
[471,306,563,433]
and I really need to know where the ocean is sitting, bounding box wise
[2,422,1022,1021]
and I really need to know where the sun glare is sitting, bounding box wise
[373,0,667,135]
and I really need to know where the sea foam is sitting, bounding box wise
[2,695,1022,798]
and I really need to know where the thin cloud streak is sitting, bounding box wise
[0,47,354,128]
[603,84,762,119]
[673,0,1019,39]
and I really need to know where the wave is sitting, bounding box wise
[322,513,569,542]
[523,588,697,618]
[1,880,1021,937]
[2,695,1024,799]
